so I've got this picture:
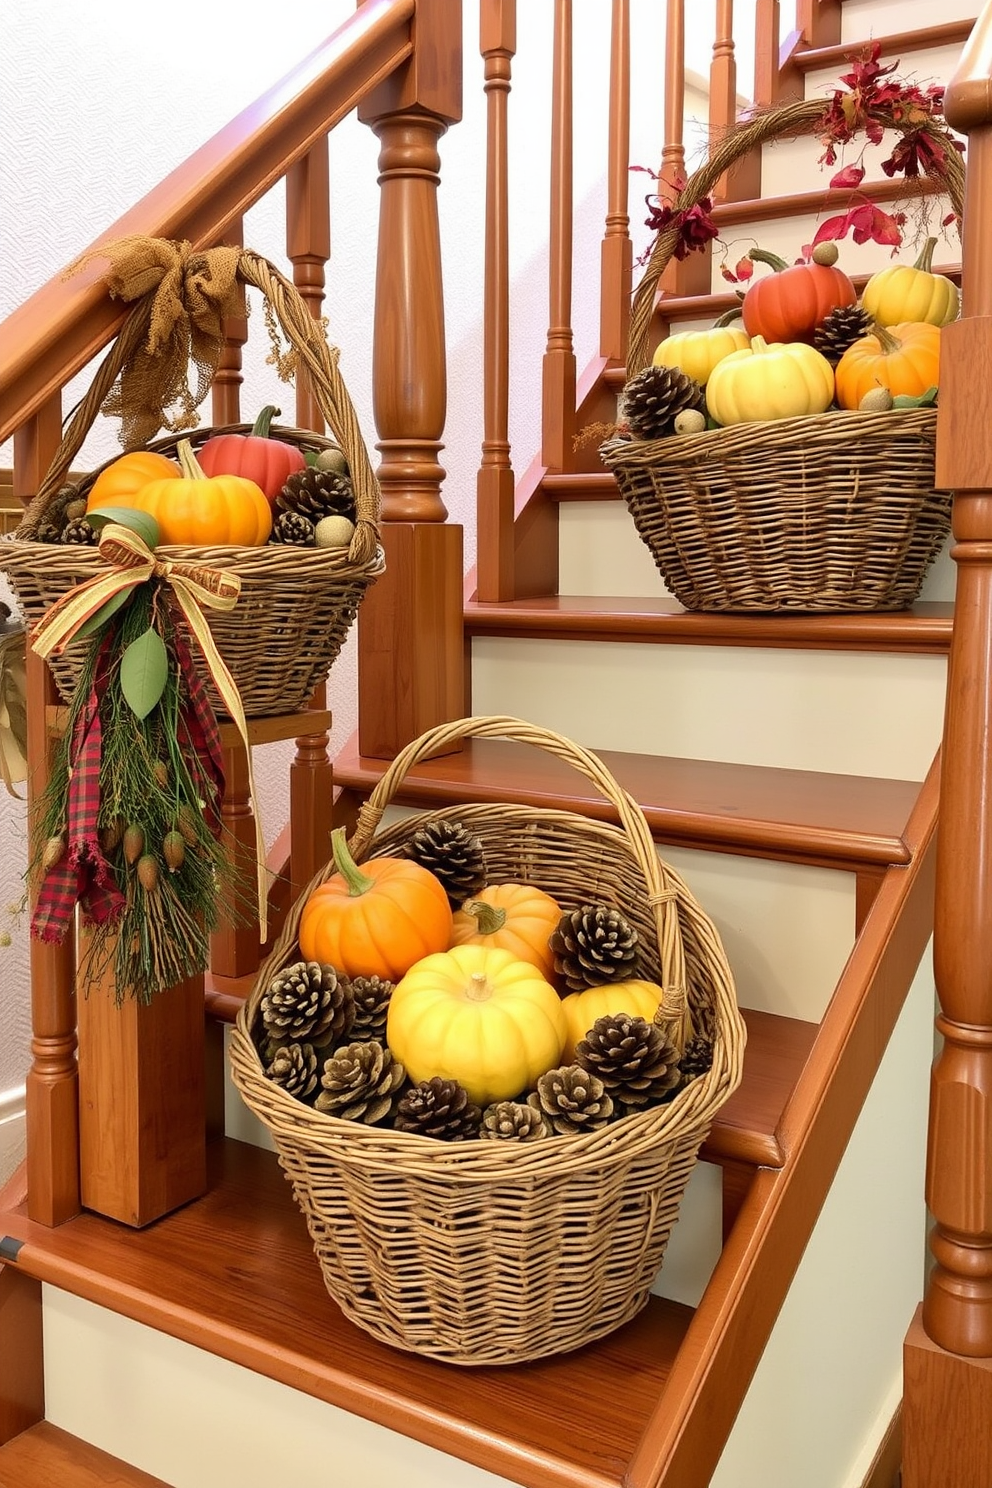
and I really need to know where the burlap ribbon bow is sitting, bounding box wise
[67,236,244,449]
[31,524,268,941]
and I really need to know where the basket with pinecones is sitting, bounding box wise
[1,237,383,718]
[230,714,744,1367]
[600,77,965,613]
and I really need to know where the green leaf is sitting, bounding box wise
[892,386,938,409]
[120,626,169,719]
[86,506,160,549]
[74,583,142,641]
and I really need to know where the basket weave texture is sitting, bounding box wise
[2,248,384,717]
[229,715,745,1367]
[601,96,964,613]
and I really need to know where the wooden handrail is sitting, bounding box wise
[0,0,416,445]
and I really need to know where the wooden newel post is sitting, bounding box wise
[357,1,465,759]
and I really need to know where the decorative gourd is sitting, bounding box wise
[560,979,665,1060]
[652,325,750,386]
[449,883,562,980]
[196,405,307,505]
[833,321,941,410]
[705,336,834,425]
[299,827,453,981]
[85,451,180,514]
[861,238,959,329]
[131,439,272,546]
[741,243,857,345]
[386,944,568,1106]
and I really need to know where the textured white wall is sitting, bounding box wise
[0,0,684,1094]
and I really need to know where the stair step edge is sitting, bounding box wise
[0,1422,171,1487]
[793,19,976,73]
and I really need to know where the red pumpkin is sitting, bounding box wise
[196,405,306,505]
[741,243,857,345]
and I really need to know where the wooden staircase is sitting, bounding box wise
[3,2,992,1485]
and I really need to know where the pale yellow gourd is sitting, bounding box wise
[705,336,834,425]
[861,238,959,329]
[652,326,750,386]
[560,979,665,1060]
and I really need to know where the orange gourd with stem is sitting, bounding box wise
[85,451,179,513]
[131,439,272,546]
[834,321,941,410]
[450,883,562,980]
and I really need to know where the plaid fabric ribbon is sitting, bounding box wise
[32,634,126,944]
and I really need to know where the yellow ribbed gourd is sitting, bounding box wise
[861,238,959,329]
[652,326,750,386]
[705,336,834,425]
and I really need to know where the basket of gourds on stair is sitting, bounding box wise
[229,715,745,1367]
[2,236,384,719]
[600,63,966,613]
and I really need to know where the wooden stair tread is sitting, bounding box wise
[0,1422,170,1486]
[0,1138,694,1488]
[793,20,976,72]
[465,595,954,654]
[335,736,920,870]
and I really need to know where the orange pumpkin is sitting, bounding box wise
[131,439,272,546]
[449,883,562,979]
[741,243,857,345]
[85,451,179,513]
[299,828,453,981]
[834,321,941,410]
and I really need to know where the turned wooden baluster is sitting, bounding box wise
[710,1,761,202]
[15,396,81,1226]
[658,0,710,298]
[904,16,992,1485]
[211,214,246,427]
[287,138,331,434]
[356,0,465,758]
[542,0,577,471]
[476,0,517,604]
[600,0,631,367]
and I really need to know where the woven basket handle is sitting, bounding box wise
[626,99,966,375]
[349,714,691,1039]
[18,246,381,569]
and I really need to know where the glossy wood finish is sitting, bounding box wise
[289,687,334,902]
[465,593,955,654]
[600,0,632,364]
[658,1,711,299]
[332,735,920,873]
[710,0,762,203]
[0,0,417,445]
[0,1265,43,1444]
[212,214,246,427]
[904,1309,992,1488]
[210,740,260,979]
[794,20,978,74]
[0,1422,171,1487]
[920,17,992,1364]
[476,0,517,604]
[286,137,330,433]
[77,969,206,1228]
[542,0,578,471]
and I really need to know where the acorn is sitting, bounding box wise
[137,854,160,893]
[314,515,356,549]
[123,824,145,865]
[99,819,123,855]
[64,498,89,522]
[176,803,200,848]
[314,445,349,476]
[859,387,894,413]
[163,831,186,873]
[153,760,169,790]
[42,833,66,872]
[673,408,707,436]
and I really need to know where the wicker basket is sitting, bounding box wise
[229,715,745,1367]
[601,95,965,613]
[2,247,384,718]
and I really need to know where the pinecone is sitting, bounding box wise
[259,960,354,1050]
[528,1065,615,1136]
[277,467,356,523]
[813,305,873,364]
[264,1041,320,1102]
[480,1101,551,1141]
[60,517,98,545]
[621,364,705,440]
[575,1013,681,1112]
[679,1035,714,1085]
[36,521,63,544]
[270,510,316,547]
[314,1040,406,1124]
[394,1077,483,1140]
[549,903,640,992]
[407,819,487,906]
[348,974,394,1042]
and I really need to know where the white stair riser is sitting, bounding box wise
[841,0,978,42]
[558,499,957,604]
[470,636,946,779]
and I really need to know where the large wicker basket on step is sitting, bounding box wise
[601,94,965,613]
[2,247,384,718]
[230,715,745,1367]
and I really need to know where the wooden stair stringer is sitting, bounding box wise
[622,756,941,1488]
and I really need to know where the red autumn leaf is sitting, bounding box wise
[735,256,753,281]
[829,163,865,189]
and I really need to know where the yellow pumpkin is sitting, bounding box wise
[560,979,665,1060]
[131,439,272,546]
[861,238,959,329]
[705,336,834,425]
[652,325,750,386]
[449,882,561,980]
[386,944,567,1107]
[85,451,180,513]
[834,321,941,411]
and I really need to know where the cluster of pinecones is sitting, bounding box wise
[34,488,99,546]
[268,460,357,548]
[255,817,714,1141]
